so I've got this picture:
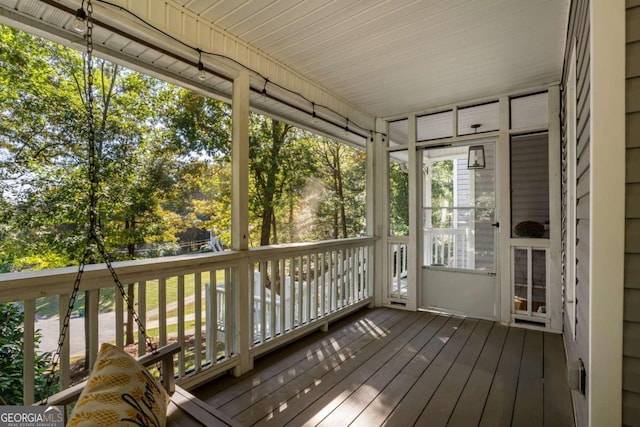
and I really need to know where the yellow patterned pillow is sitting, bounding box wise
[67,343,169,427]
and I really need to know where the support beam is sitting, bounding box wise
[589,0,625,425]
[231,71,251,376]
[373,118,386,307]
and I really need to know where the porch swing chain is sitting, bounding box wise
[44,0,157,398]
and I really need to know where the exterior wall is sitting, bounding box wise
[561,0,590,425]
[625,1,640,423]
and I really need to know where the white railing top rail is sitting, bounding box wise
[248,236,375,262]
[0,237,375,303]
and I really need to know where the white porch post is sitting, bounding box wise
[589,0,625,425]
[368,120,380,306]
[407,115,418,311]
[548,85,563,332]
[373,117,386,307]
[498,96,510,323]
[231,71,252,376]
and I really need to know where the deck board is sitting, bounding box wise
[350,315,463,427]
[195,308,574,427]
[512,330,544,427]
[316,313,447,426]
[382,318,479,426]
[220,309,400,417]
[251,311,425,426]
[414,320,494,426]
[479,327,526,427]
[447,323,509,427]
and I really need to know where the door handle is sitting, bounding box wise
[491,222,500,228]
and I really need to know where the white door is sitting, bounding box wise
[419,141,499,320]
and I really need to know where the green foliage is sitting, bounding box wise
[1,23,368,274]
[0,303,57,404]
[389,161,409,236]
[429,160,454,227]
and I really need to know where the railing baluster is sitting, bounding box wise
[270,259,277,338]
[23,298,35,404]
[59,294,70,391]
[260,261,266,343]
[249,264,255,345]
[115,288,124,348]
[88,288,99,365]
[320,251,326,316]
[279,259,286,334]
[224,268,232,359]
[159,278,167,347]
[313,252,319,319]
[331,249,337,312]
[527,248,533,317]
[177,275,185,377]
[137,282,146,357]
[308,254,311,323]
[297,256,303,324]
[289,257,295,330]
[194,272,202,371]
[205,275,215,364]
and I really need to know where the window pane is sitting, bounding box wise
[388,118,409,147]
[417,110,453,141]
[458,102,499,135]
[511,133,549,238]
[510,92,549,129]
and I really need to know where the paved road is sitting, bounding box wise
[36,312,117,356]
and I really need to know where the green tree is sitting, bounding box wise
[311,138,366,240]
[389,160,409,236]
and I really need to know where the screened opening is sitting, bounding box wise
[510,92,549,130]
[388,151,409,237]
[510,133,550,238]
[457,102,499,136]
[422,143,496,271]
[388,118,409,147]
[417,110,453,141]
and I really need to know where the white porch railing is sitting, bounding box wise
[387,238,409,300]
[0,237,374,404]
[424,227,471,268]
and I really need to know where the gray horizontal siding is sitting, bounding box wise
[626,3,640,425]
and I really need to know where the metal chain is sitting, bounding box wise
[44,0,157,401]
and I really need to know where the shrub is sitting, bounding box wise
[0,303,57,404]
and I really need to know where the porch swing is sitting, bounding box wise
[38,2,237,425]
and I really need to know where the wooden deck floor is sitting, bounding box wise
[194,308,574,427]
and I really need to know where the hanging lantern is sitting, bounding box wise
[468,145,486,169]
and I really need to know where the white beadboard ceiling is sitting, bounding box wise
[178,0,569,117]
[0,0,569,143]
